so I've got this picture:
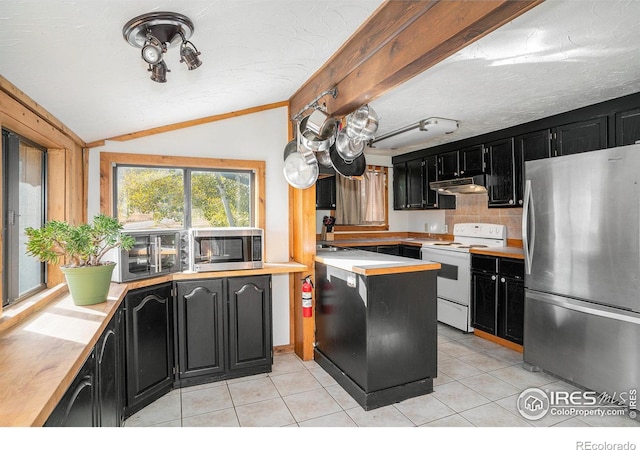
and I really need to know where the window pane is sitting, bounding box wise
[18,141,44,296]
[116,167,184,229]
[191,170,251,227]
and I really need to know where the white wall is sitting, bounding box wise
[87,107,292,346]
[315,153,446,234]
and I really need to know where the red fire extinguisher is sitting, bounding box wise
[302,276,313,318]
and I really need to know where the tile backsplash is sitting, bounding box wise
[444,193,523,240]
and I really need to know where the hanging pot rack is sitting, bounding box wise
[292,86,339,122]
[285,85,382,188]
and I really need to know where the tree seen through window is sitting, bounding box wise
[116,166,252,229]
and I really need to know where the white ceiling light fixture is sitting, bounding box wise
[123,12,202,83]
[371,117,458,150]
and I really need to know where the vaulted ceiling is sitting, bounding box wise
[2,1,640,154]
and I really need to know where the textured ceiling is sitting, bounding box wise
[368,0,640,155]
[0,0,384,143]
[1,1,640,153]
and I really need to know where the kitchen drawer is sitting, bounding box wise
[470,255,498,273]
[499,258,524,279]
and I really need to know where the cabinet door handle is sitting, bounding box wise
[454,172,458,176]
[491,275,496,281]
[501,277,505,283]
[460,170,465,175]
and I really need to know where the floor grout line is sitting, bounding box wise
[124,325,638,428]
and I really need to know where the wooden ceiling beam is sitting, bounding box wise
[289,0,544,120]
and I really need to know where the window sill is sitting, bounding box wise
[0,284,68,334]
[333,224,389,232]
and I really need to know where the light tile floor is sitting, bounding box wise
[125,323,639,428]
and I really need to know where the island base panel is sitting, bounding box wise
[314,349,433,410]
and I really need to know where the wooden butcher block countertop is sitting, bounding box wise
[0,284,127,427]
[0,261,307,427]
[315,248,441,276]
[470,246,525,260]
[318,237,442,248]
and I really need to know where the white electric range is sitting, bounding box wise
[421,223,507,332]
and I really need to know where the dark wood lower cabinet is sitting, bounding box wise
[499,276,524,345]
[471,271,498,335]
[96,307,123,427]
[46,307,123,427]
[47,275,273,425]
[227,276,272,373]
[124,282,174,417]
[376,245,400,256]
[400,244,421,259]
[174,275,272,387]
[45,351,96,427]
[471,255,524,345]
[175,279,225,383]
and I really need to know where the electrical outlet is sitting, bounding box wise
[444,224,449,233]
[424,222,430,232]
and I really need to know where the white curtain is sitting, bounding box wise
[336,167,386,225]
[336,176,361,224]
[361,169,385,224]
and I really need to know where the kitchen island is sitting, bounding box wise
[314,248,440,410]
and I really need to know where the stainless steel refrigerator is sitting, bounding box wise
[522,143,640,398]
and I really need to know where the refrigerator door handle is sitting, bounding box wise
[522,180,535,274]
[528,290,640,325]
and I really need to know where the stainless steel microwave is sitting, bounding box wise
[107,229,186,282]
[188,227,263,272]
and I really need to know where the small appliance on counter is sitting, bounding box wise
[188,227,263,272]
[108,229,186,282]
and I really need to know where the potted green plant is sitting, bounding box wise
[25,214,135,306]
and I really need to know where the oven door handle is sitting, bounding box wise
[149,235,161,272]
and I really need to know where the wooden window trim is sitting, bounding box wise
[99,152,266,232]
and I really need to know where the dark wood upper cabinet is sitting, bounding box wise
[437,151,460,179]
[393,159,424,210]
[486,138,516,207]
[393,93,640,209]
[392,161,408,210]
[423,155,438,208]
[458,144,486,177]
[515,129,552,205]
[553,116,607,156]
[394,157,455,210]
[315,176,336,210]
[519,129,552,162]
[615,107,640,146]
[437,145,485,179]
[405,159,424,209]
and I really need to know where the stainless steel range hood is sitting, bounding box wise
[429,175,487,195]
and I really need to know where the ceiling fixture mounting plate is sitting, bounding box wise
[123,11,194,48]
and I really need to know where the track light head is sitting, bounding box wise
[141,35,164,65]
[180,41,202,70]
[149,60,169,83]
